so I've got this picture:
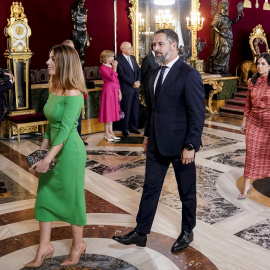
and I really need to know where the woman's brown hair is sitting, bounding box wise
[48,44,87,94]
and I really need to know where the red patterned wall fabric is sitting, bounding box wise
[0,0,131,70]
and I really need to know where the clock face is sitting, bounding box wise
[14,39,26,51]
[12,23,27,39]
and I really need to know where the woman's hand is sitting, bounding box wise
[240,117,247,133]
[118,90,122,101]
[30,159,50,174]
[112,60,118,71]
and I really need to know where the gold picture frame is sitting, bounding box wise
[129,0,200,63]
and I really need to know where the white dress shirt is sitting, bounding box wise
[153,56,179,93]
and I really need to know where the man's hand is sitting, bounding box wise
[181,149,195,165]
[4,71,14,83]
[133,81,140,88]
[143,137,148,152]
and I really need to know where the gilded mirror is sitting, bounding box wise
[129,0,194,64]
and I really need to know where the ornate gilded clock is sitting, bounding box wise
[4,2,33,110]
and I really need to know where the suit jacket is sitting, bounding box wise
[116,54,141,95]
[0,81,12,122]
[144,58,205,156]
[141,52,159,92]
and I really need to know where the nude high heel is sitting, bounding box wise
[24,244,54,268]
[109,134,121,140]
[60,241,87,266]
[237,184,252,199]
[104,135,114,142]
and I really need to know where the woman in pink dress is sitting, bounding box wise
[99,50,122,141]
[239,53,270,199]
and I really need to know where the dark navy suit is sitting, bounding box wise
[0,81,12,126]
[116,54,141,133]
[141,52,159,107]
[135,58,205,234]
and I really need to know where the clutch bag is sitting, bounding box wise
[26,149,57,171]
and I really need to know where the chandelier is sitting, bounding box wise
[186,12,204,28]
[155,9,175,30]
[138,13,145,32]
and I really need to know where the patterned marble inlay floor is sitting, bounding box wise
[235,219,270,250]
[206,148,246,167]
[2,114,270,270]
[0,171,35,203]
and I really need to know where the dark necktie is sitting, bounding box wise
[154,66,167,103]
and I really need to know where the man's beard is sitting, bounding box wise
[155,50,171,64]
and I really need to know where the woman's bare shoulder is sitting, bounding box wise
[64,89,82,96]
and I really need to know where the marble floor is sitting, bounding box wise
[0,114,270,270]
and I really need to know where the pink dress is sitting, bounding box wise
[99,64,121,123]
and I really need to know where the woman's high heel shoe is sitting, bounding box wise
[24,244,54,268]
[60,241,87,266]
[109,134,121,140]
[237,184,252,199]
[104,135,114,142]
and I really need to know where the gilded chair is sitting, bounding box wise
[249,24,270,62]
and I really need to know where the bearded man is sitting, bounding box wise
[112,29,205,253]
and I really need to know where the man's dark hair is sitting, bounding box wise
[154,29,179,47]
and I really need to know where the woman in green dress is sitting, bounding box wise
[25,44,88,268]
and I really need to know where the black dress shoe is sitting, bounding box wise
[171,231,193,253]
[0,188,7,193]
[122,131,129,137]
[129,129,141,134]
[0,182,5,187]
[112,230,147,247]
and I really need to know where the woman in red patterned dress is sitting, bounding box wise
[239,53,270,199]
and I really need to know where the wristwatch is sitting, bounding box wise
[184,143,195,151]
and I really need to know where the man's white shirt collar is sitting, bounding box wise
[161,56,179,69]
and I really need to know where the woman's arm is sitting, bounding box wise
[118,89,122,101]
[240,116,247,133]
[100,65,118,82]
[40,138,50,150]
[31,143,63,173]
[244,80,252,117]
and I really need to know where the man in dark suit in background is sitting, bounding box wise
[117,42,141,137]
[0,70,13,127]
[141,43,159,106]
[0,70,14,194]
[113,29,205,253]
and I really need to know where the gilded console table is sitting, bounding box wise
[202,74,238,114]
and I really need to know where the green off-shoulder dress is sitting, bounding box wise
[35,93,87,226]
